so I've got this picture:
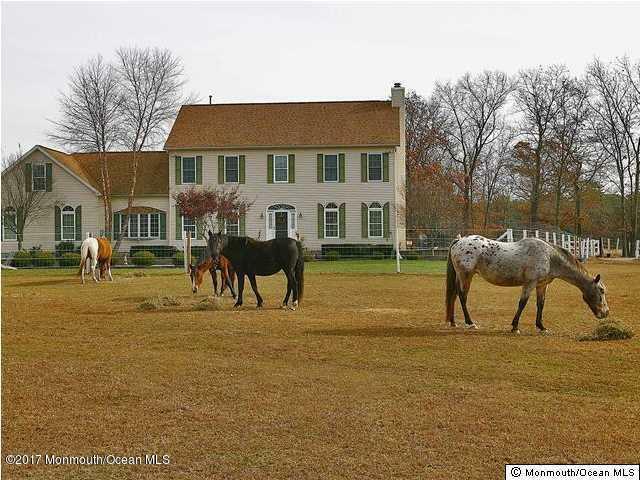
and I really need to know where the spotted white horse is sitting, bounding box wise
[445,235,609,333]
[78,237,113,284]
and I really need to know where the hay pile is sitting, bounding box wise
[138,295,182,311]
[193,296,223,311]
[579,320,634,341]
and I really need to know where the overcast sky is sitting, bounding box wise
[2,1,639,155]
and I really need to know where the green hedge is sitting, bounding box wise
[131,251,155,267]
[320,243,393,259]
[59,252,82,267]
[12,250,32,268]
[129,245,176,258]
[55,241,78,256]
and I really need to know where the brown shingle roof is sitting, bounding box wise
[39,146,168,195]
[164,100,400,149]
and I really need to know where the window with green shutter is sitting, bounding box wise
[324,155,338,182]
[324,203,339,238]
[75,205,82,240]
[3,207,17,241]
[175,156,182,185]
[45,163,53,191]
[196,156,203,184]
[317,203,324,239]
[317,154,324,183]
[338,154,346,183]
[339,203,346,238]
[267,154,274,183]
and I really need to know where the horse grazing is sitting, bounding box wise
[446,235,609,333]
[188,255,236,298]
[78,237,113,284]
[207,231,304,310]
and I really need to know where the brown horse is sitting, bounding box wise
[78,237,113,284]
[188,255,236,298]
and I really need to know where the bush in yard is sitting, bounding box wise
[32,250,56,267]
[370,251,386,260]
[110,251,123,266]
[55,241,77,256]
[59,252,82,267]
[325,250,340,261]
[131,251,155,267]
[303,249,316,262]
[174,251,184,267]
[12,250,32,268]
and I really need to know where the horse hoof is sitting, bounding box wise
[233,303,242,308]
[538,329,551,335]
[465,323,478,330]
[448,322,457,328]
[281,304,288,310]
[511,329,520,335]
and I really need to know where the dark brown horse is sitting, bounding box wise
[188,255,236,298]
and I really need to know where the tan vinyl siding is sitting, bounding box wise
[168,147,404,250]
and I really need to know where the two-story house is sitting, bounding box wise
[1,84,406,254]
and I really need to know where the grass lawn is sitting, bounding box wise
[2,259,639,479]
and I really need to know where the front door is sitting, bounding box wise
[274,211,289,239]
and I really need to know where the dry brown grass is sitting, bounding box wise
[2,260,639,479]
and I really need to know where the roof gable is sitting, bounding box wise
[165,100,400,150]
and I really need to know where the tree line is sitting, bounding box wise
[405,57,640,256]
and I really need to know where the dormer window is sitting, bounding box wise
[32,164,46,191]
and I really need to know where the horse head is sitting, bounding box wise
[582,274,609,319]
[207,230,228,263]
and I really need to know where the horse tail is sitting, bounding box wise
[77,256,87,276]
[446,240,459,325]
[295,241,304,303]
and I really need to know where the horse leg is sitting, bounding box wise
[226,270,237,299]
[108,262,113,282]
[234,272,245,308]
[511,283,535,333]
[535,284,549,334]
[211,268,219,296]
[457,273,476,328]
[282,270,293,309]
[92,258,99,283]
[247,274,264,308]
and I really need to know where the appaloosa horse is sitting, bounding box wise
[78,237,113,284]
[207,231,304,310]
[446,235,609,333]
[188,255,236,298]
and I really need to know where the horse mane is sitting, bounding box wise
[552,244,588,275]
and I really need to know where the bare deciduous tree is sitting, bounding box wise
[49,55,122,235]
[434,71,513,231]
[115,47,192,246]
[1,152,54,250]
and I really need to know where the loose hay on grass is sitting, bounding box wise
[579,320,634,341]
[193,296,223,311]
[138,295,182,311]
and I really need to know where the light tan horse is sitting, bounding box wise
[78,237,113,284]
[446,235,609,333]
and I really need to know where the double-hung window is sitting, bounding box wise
[3,208,17,240]
[225,216,240,237]
[324,155,338,182]
[225,156,239,183]
[274,155,288,183]
[324,203,339,238]
[368,154,383,182]
[182,157,196,184]
[33,164,46,191]
[61,206,76,240]
[368,202,383,238]
[182,216,196,238]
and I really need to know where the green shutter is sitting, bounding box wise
[288,154,295,183]
[360,154,368,183]
[45,163,53,192]
[383,202,390,238]
[25,163,32,192]
[75,205,82,240]
[383,153,389,182]
[159,212,166,240]
[196,156,203,184]
[16,207,23,244]
[113,213,121,240]
[239,155,246,184]
[339,154,346,183]
[175,156,182,185]
[218,156,224,184]
[267,155,274,183]
[175,208,182,240]
[196,220,203,240]
[361,203,368,238]
[239,213,246,236]
[317,204,324,239]
[317,154,324,183]
[55,206,61,241]
[339,203,346,238]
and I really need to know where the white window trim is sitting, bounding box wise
[224,216,240,236]
[32,163,46,191]
[368,206,384,239]
[224,155,240,184]
[324,205,339,239]
[273,154,289,183]
[182,156,196,185]
[3,208,17,240]
[367,153,384,183]
[124,213,161,239]
[181,215,196,239]
[323,154,339,183]
[61,206,76,241]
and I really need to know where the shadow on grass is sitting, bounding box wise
[306,326,512,338]
[7,278,79,288]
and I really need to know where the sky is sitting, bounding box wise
[1,1,639,155]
